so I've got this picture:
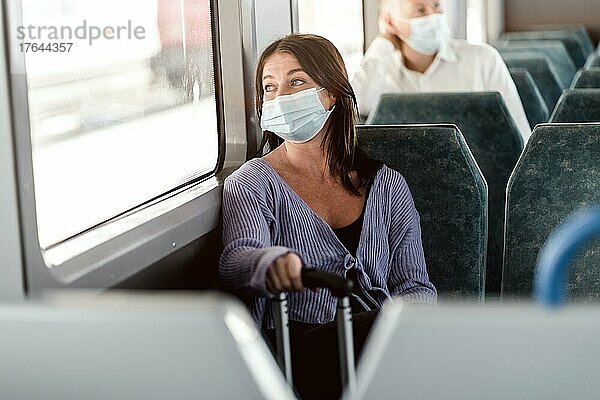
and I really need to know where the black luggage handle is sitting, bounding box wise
[274,268,357,396]
[301,268,353,298]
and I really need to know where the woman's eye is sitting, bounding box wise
[291,78,305,87]
[264,84,275,92]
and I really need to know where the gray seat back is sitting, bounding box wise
[567,24,595,55]
[501,31,588,67]
[585,53,600,68]
[0,292,295,400]
[503,124,600,298]
[366,92,523,295]
[496,40,576,88]
[506,25,594,55]
[357,125,487,300]
[502,52,563,109]
[509,68,549,128]
[349,303,600,400]
[572,68,600,88]
[549,89,600,123]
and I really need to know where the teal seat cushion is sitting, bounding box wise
[503,124,600,299]
[572,68,600,88]
[501,31,588,68]
[357,125,487,300]
[366,92,523,295]
[549,89,600,123]
[502,52,563,110]
[509,68,549,128]
[585,54,600,68]
[496,40,576,88]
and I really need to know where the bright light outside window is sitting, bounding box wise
[467,0,486,43]
[19,0,219,250]
[296,0,364,79]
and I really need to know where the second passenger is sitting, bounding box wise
[352,0,531,142]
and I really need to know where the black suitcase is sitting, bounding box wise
[272,268,357,398]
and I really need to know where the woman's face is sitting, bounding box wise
[261,52,335,109]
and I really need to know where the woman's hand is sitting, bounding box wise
[266,253,304,293]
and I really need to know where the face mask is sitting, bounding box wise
[260,87,334,143]
[396,13,450,55]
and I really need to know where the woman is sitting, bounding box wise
[219,34,436,399]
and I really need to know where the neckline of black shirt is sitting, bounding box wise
[331,186,379,312]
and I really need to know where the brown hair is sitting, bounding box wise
[255,34,380,196]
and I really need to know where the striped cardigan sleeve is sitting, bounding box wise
[385,170,437,303]
[219,177,291,297]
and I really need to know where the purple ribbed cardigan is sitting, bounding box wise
[219,158,436,328]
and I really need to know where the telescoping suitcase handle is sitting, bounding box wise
[273,268,357,397]
[301,268,354,298]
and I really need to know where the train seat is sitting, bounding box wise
[585,53,600,68]
[0,292,295,400]
[502,123,600,299]
[508,68,549,128]
[501,52,563,109]
[495,40,576,88]
[571,68,600,88]
[501,30,589,68]
[566,24,595,55]
[366,92,523,295]
[348,302,600,400]
[524,24,595,56]
[357,125,488,300]
[549,89,600,123]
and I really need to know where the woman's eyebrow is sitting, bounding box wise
[287,68,304,76]
[262,68,304,81]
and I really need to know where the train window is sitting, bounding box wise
[295,0,364,79]
[20,0,220,250]
[467,0,486,43]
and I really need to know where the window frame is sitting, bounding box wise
[0,2,25,300]
[239,0,295,158]
[5,0,247,292]
[290,0,366,78]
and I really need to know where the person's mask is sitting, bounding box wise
[260,87,334,143]
[397,13,450,55]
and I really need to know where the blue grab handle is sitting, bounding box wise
[534,206,600,307]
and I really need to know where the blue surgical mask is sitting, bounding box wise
[260,87,334,143]
[397,13,450,55]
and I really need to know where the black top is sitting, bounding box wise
[332,190,379,312]
[332,209,364,258]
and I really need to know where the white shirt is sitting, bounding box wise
[351,37,531,143]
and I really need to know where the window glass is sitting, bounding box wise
[467,0,486,43]
[296,0,364,79]
[18,0,219,249]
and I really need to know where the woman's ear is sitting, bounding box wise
[327,92,337,111]
[318,88,336,110]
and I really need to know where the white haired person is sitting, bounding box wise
[351,0,531,143]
